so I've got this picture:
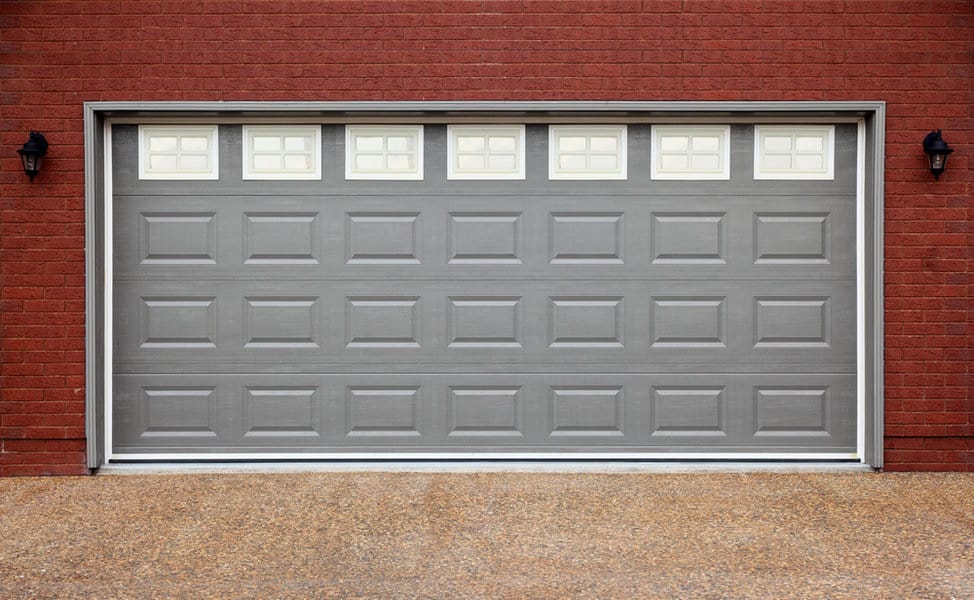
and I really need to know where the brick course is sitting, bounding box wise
[1,0,971,474]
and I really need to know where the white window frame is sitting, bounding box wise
[242,125,321,180]
[548,125,628,180]
[447,125,526,180]
[345,125,424,180]
[754,125,835,180]
[138,125,219,180]
[651,125,731,180]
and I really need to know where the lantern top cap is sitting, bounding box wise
[923,130,953,155]
[18,131,48,156]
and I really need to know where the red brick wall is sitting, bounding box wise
[1,1,971,474]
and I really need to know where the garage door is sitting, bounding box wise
[109,120,858,458]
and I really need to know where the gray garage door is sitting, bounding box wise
[110,121,857,457]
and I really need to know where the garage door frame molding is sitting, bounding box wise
[83,101,886,468]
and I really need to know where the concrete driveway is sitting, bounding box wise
[0,471,971,599]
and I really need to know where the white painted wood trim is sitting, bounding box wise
[110,452,860,461]
[104,121,114,462]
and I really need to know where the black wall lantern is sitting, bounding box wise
[18,131,48,182]
[922,130,953,181]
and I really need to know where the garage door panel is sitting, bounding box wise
[111,374,855,454]
[115,281,853,369]
[113,195,854,279]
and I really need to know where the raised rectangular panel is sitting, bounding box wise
[447,125,526,180]
[651,387,726,436]
[140,387,217,437]
[448,297,522,348]
[549,297,623,348]
[754,387,830,436]
[754,213,830,264]
[550,213,624,264]
[244,387,319,436]
[140,213,216,265]
[243,125,321,180]
[651,125,730,180]
[346,297,421,348]
[140,297,216,348]
[448,213,522,264]
[448,387,522,436]
[548,125,627,180]
[346,125,423,180]
[754,297,831,347]
[346,387,421,436]
[549,387,623,436]
[243,213,319,264]
[754,125,835,180]
[243,297,319,348]
[651,213,725,264]
[346,213,421,264]
[651,297,726,348]
[138,125,219,180]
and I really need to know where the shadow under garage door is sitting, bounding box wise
[109,120,858,458]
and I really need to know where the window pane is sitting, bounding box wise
[487,154,516,171]
[457,154,485,170]
[559,154,587,170]
[692,136,719,153]
[795,154,824,171]
[690,154,719,171]
[284,136,309,152]
[763,154,792,170]
[180,154,209,171]
[764,136,792,152]
[660,154,689,170]
[149,154,178,170]
[386,154,413,170]
[355,136,384,152]
[589,154,618,170]
[284,154,310,170]
[355,154,384,170]
[457,136,485,153]
[386,136,411,153]
[253,154,281,170]
[149,136,178,152]
[558,136,587,152]
[253,136,280,152]
[488,136,516,153]
[180,137,209,152]
[795,136,824,153]
[589,136,618,152]
[660,136,689,152]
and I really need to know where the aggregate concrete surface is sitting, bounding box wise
[0,472,971,599]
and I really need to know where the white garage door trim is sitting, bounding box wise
[84,101,885,468]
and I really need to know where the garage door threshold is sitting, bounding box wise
[98,460,873,475]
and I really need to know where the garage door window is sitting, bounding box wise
[549,125,627,180]
[138,125,219,180]
[346,125,424,180]
[651,125,730,180]
[754,126,835,180]
[242,126,321,180]
[447,125,526,180]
